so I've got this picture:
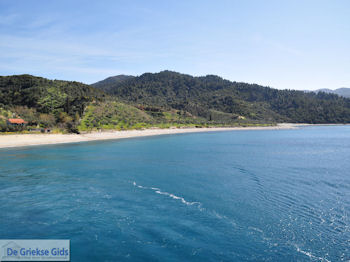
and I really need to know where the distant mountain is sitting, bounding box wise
[93,70,350,124]
[92,75,134,90]
[315,88,350,98]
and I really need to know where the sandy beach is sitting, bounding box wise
[0,124,300,149]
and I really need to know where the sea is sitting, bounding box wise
[0,126,349,261]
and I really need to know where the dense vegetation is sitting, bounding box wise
[0,74,216,133]
[0,75,106,132]
[78,101,212,131]
[93,71,350,124]
[1,71,350,133]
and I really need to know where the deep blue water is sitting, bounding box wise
[0,126,350,261]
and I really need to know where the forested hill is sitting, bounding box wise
[0,74,230,132]
[92,70,350,124]
[1,72,350,134]
[0,75,107,132]
[0,74,106,116]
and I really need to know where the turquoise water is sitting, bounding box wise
[0,126,349,261]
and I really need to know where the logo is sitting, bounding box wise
[0,240,70,261]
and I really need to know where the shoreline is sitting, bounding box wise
[0,123,308,149]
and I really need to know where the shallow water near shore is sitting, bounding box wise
[0,126,349,261]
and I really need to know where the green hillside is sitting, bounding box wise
[0,75,107,132]
[1,71,350,133]
[0,74,218,133]
[93,71,350,124]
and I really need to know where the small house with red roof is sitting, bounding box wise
[7,118,28,126]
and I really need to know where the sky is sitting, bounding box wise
[0,0,349,90]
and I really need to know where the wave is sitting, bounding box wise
[132,182,241,226]
[132,181,202,208]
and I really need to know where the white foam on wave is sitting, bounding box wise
[248,226,263,233]
[154,190,201,206]
[212,210,237,227]
[295,245,331,262]
[133,181,201,207]
[132,182,242,227]
[133,181,144,188]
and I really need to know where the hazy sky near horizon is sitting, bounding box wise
[0,0,349,90]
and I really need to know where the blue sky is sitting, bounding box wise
[0,0,349,90]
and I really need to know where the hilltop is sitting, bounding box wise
[92,75,135,90]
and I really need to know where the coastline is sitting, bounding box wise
[0,123,301,149]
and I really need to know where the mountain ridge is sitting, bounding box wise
[314,87,350,98]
